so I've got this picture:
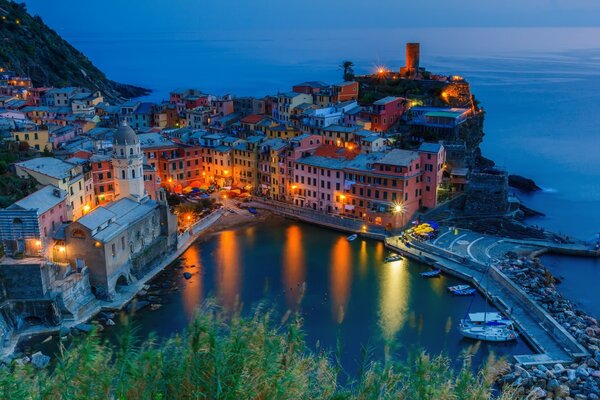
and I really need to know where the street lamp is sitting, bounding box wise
[392,201,407,229]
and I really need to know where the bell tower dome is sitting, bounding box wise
[112,122,146,201]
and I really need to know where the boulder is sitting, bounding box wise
[556,384,570,397]
[576,366,590,378]
[529,387,547,398]
[548,378,560,391]
[30,352,50,369]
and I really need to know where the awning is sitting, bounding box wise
[344,204,355,211]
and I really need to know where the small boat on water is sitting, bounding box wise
[452,288,476,296]
[384,254,402,263]
[448,284,471,292]
[420,269,441,278]
[448,284,476,295]
[459,312,518,342]
[248,207,257,215]
[347,234,358,241]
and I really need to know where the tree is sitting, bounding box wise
[340,60,355,81]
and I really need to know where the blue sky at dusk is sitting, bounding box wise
[21,0,600,36]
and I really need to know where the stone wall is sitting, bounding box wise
[464,169,509,215]
[131,236,168,279]
[0,263,50,300]
[51,266,95,320]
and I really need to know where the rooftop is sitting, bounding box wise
[419,142,443,153]
[376,149,419,167]
[16,157,77,180]
[77,197,159,242]
[373,96,401,105]
[10,185,66,215]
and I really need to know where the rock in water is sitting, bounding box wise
[31,352,50,369]
[508,175,541,192]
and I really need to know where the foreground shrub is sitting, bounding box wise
[0,304,519,399]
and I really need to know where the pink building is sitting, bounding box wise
[291,145,356,212]
[369,96,406,132]
[418,143,446,209]
[0,185,68,257]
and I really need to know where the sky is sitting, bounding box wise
[21,0,600,37]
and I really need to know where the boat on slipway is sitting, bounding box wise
[458,267,519,342]
[459,312,518,342]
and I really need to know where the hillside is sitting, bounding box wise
[0,1,149,100]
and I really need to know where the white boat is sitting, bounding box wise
[347,234,358,241]
[459,312,518,342]
[448,284,471,292]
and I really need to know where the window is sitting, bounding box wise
[121,170,126,179]
[111,243,116,257]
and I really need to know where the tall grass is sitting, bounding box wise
[0,302,519,400]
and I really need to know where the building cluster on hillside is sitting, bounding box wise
[0,43,482,305]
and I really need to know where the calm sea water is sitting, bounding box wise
[108,220,531,370]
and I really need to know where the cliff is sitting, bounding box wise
[0,1,149,100]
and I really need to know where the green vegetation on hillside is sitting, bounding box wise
[0,1,148,100]
[0,305,519,399]
[0,140,38,207]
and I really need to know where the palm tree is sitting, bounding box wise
[340,60,355,81]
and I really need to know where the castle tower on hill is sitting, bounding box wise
[400,42,420,78]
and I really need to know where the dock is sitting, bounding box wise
[385,236,589,366]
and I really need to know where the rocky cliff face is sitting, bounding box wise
[0,1,149,100]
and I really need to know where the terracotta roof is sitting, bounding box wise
[314,145,359,160]
[241,114,267,124]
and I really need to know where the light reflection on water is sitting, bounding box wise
[181,244,203,319]
[330,237,352,322]
[282,225,305,309]
[215,230,241,310]
[378,259,410,341]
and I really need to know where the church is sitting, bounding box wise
[64,123,177,299]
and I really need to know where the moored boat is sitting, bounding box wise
[347,234,358,241]
[448,284,471,292]
[384,254,402,263]
[452,288,476,296]
[420,269,441,278]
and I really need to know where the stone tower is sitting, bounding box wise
[112,122,146,201]
[400,43,420,78]
[406,43,420,70]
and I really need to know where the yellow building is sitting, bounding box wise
[15,157,94,220]
[12,129,52,151]
[231,136,263,189]
[265,124,301,140]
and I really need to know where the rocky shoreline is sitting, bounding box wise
[497,254,600,399]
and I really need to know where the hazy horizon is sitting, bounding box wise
[21,0,600,37]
